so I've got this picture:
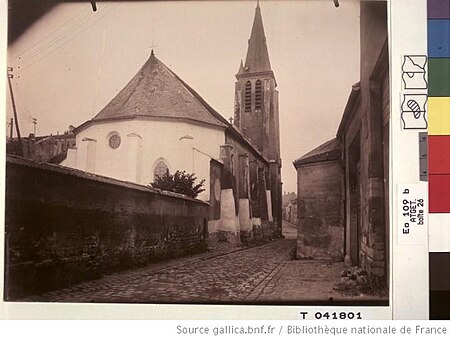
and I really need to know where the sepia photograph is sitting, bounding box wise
[4,0,389,306]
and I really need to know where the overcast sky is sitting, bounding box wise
[6,0,360,193]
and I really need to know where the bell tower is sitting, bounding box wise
[234,1,282,233]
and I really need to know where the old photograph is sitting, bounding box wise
[4,0,389,306]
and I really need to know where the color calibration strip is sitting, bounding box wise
[428,0,450,213]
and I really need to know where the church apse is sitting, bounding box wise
[58,3,282,249]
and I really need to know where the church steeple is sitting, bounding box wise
[234,1,279,158]
[233,0,283,237]
[242,1,272,74]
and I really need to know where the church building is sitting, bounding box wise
[62,3,282,245]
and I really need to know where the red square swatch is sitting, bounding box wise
[429,135,450,174]
[429,174,450,213]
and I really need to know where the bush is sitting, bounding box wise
[151,170,205,199]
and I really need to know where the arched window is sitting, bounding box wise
[255,80,262,111]
[154,160,169,180]
[244,81,252,112]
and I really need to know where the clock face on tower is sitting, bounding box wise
[108,133,121,149]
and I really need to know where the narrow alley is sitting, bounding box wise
[23,222,386,305]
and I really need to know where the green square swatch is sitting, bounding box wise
[429,58,450,97]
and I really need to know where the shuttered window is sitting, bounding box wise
[244,81,252,112]
[255,79,262,110]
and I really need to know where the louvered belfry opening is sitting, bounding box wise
[244,81,252,112]
[255,79,262,111]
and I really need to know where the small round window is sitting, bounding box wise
[108,133,121,149]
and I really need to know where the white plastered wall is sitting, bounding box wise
[67,119,225,201]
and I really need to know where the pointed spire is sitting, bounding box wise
[244,1,272,73]
[237,59,244,74]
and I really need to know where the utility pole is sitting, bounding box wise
[33,118,37,136]
[7,67,23,156]
[6,118,13,139]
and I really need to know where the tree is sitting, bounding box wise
[151,170,205,199]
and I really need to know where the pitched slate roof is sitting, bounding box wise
[74,51,271,163]
[293,138,342,168]
[77,52,227,131]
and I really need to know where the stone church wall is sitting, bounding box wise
[225,132,277,243]
[4,155,209,300]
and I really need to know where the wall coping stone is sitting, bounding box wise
[6,155,209,205]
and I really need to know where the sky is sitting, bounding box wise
[6,0,360,193]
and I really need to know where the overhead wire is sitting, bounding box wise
[8,3,120,138]
[15,5,90,59]
[17,4,118,74]
[18,9,94,64]
[16,8,99,69]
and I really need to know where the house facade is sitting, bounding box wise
[294,1,389,288]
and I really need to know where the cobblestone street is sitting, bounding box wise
[24,238,296,303]
[23,222,386,305]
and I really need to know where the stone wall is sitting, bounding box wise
[338,1,388,288]
[296,161,344,261]
[357,1,388,286]
[4,155,209,300]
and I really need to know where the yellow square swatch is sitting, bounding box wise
[428,97,450,135]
